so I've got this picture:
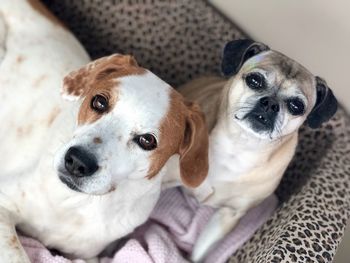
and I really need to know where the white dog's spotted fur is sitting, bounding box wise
[0,1,208,262]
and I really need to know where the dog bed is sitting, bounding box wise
[43,0,350,262]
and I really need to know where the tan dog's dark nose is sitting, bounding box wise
[64,147,98,177]
[259,96,280,113]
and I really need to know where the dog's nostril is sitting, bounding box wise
[78,166,85,174]
[66,157,73,165]
[271,104,280,112]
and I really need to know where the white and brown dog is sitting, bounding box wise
[0,1,208,262]
[177,39,338,261]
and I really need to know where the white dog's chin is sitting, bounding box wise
[56,166,115,196]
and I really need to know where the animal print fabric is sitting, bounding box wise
[43,1,350,262]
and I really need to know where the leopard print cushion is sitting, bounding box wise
[43,1,350,262]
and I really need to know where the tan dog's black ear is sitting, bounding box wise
[61,54,138,100]
[222,39,269,77]
[307,76,338,129]
[179,102,209,188]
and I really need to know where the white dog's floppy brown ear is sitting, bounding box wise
[221,39,269,76]
[61,54,138,100]
[179,102,209,188]
[307,77,338,129]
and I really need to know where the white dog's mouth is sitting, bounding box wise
[58,172,117,195]
[58,174,82,193]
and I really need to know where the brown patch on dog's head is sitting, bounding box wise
[62,54,145,125]
[27,0,66,28]
[147,90,209,188]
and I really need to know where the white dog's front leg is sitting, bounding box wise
[0,210,31,263]
[191,207,244,262]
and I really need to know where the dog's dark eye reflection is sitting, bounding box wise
[134,134,157,151]
[286,98,305,116]
[91,95,109,113]
[245,72,265,90]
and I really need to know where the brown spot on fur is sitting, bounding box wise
[16,125,33,137]
[73,217,83,227]
[27,0,66,28]
[9,236,19,249]
[16,55,25,64]
[33,75,48,88]
[147,90,209,188]
[93,137,102,144]
[21,191,26,198]
[63,55,145,125]
[47,107,61,126]
[108,185,116,193]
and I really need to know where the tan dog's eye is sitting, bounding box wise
[286,98,305,116]
[134,134,157,151]
[91,95,109,113]
[245,72,265,90]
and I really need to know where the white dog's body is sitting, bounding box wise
[0,0,135,259]
[0,1,209,262]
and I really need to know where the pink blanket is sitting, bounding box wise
[20,188,278,263]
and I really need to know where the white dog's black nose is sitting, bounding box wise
[64,147,98,177]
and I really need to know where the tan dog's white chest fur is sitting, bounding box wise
[205,120,297,208]
[0,1,209,262]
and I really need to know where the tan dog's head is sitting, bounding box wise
[54,54,208,195]
[221,39,337,140]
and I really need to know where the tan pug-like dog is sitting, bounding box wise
[178,39,338,261]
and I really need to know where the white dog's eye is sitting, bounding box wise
[245,72,265,90]
[286,98,305,116]
[134,134,157,151]
[91,95,109,113]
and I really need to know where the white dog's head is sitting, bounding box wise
[54,54,208,195]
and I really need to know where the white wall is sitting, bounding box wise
[209,0,350,112]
